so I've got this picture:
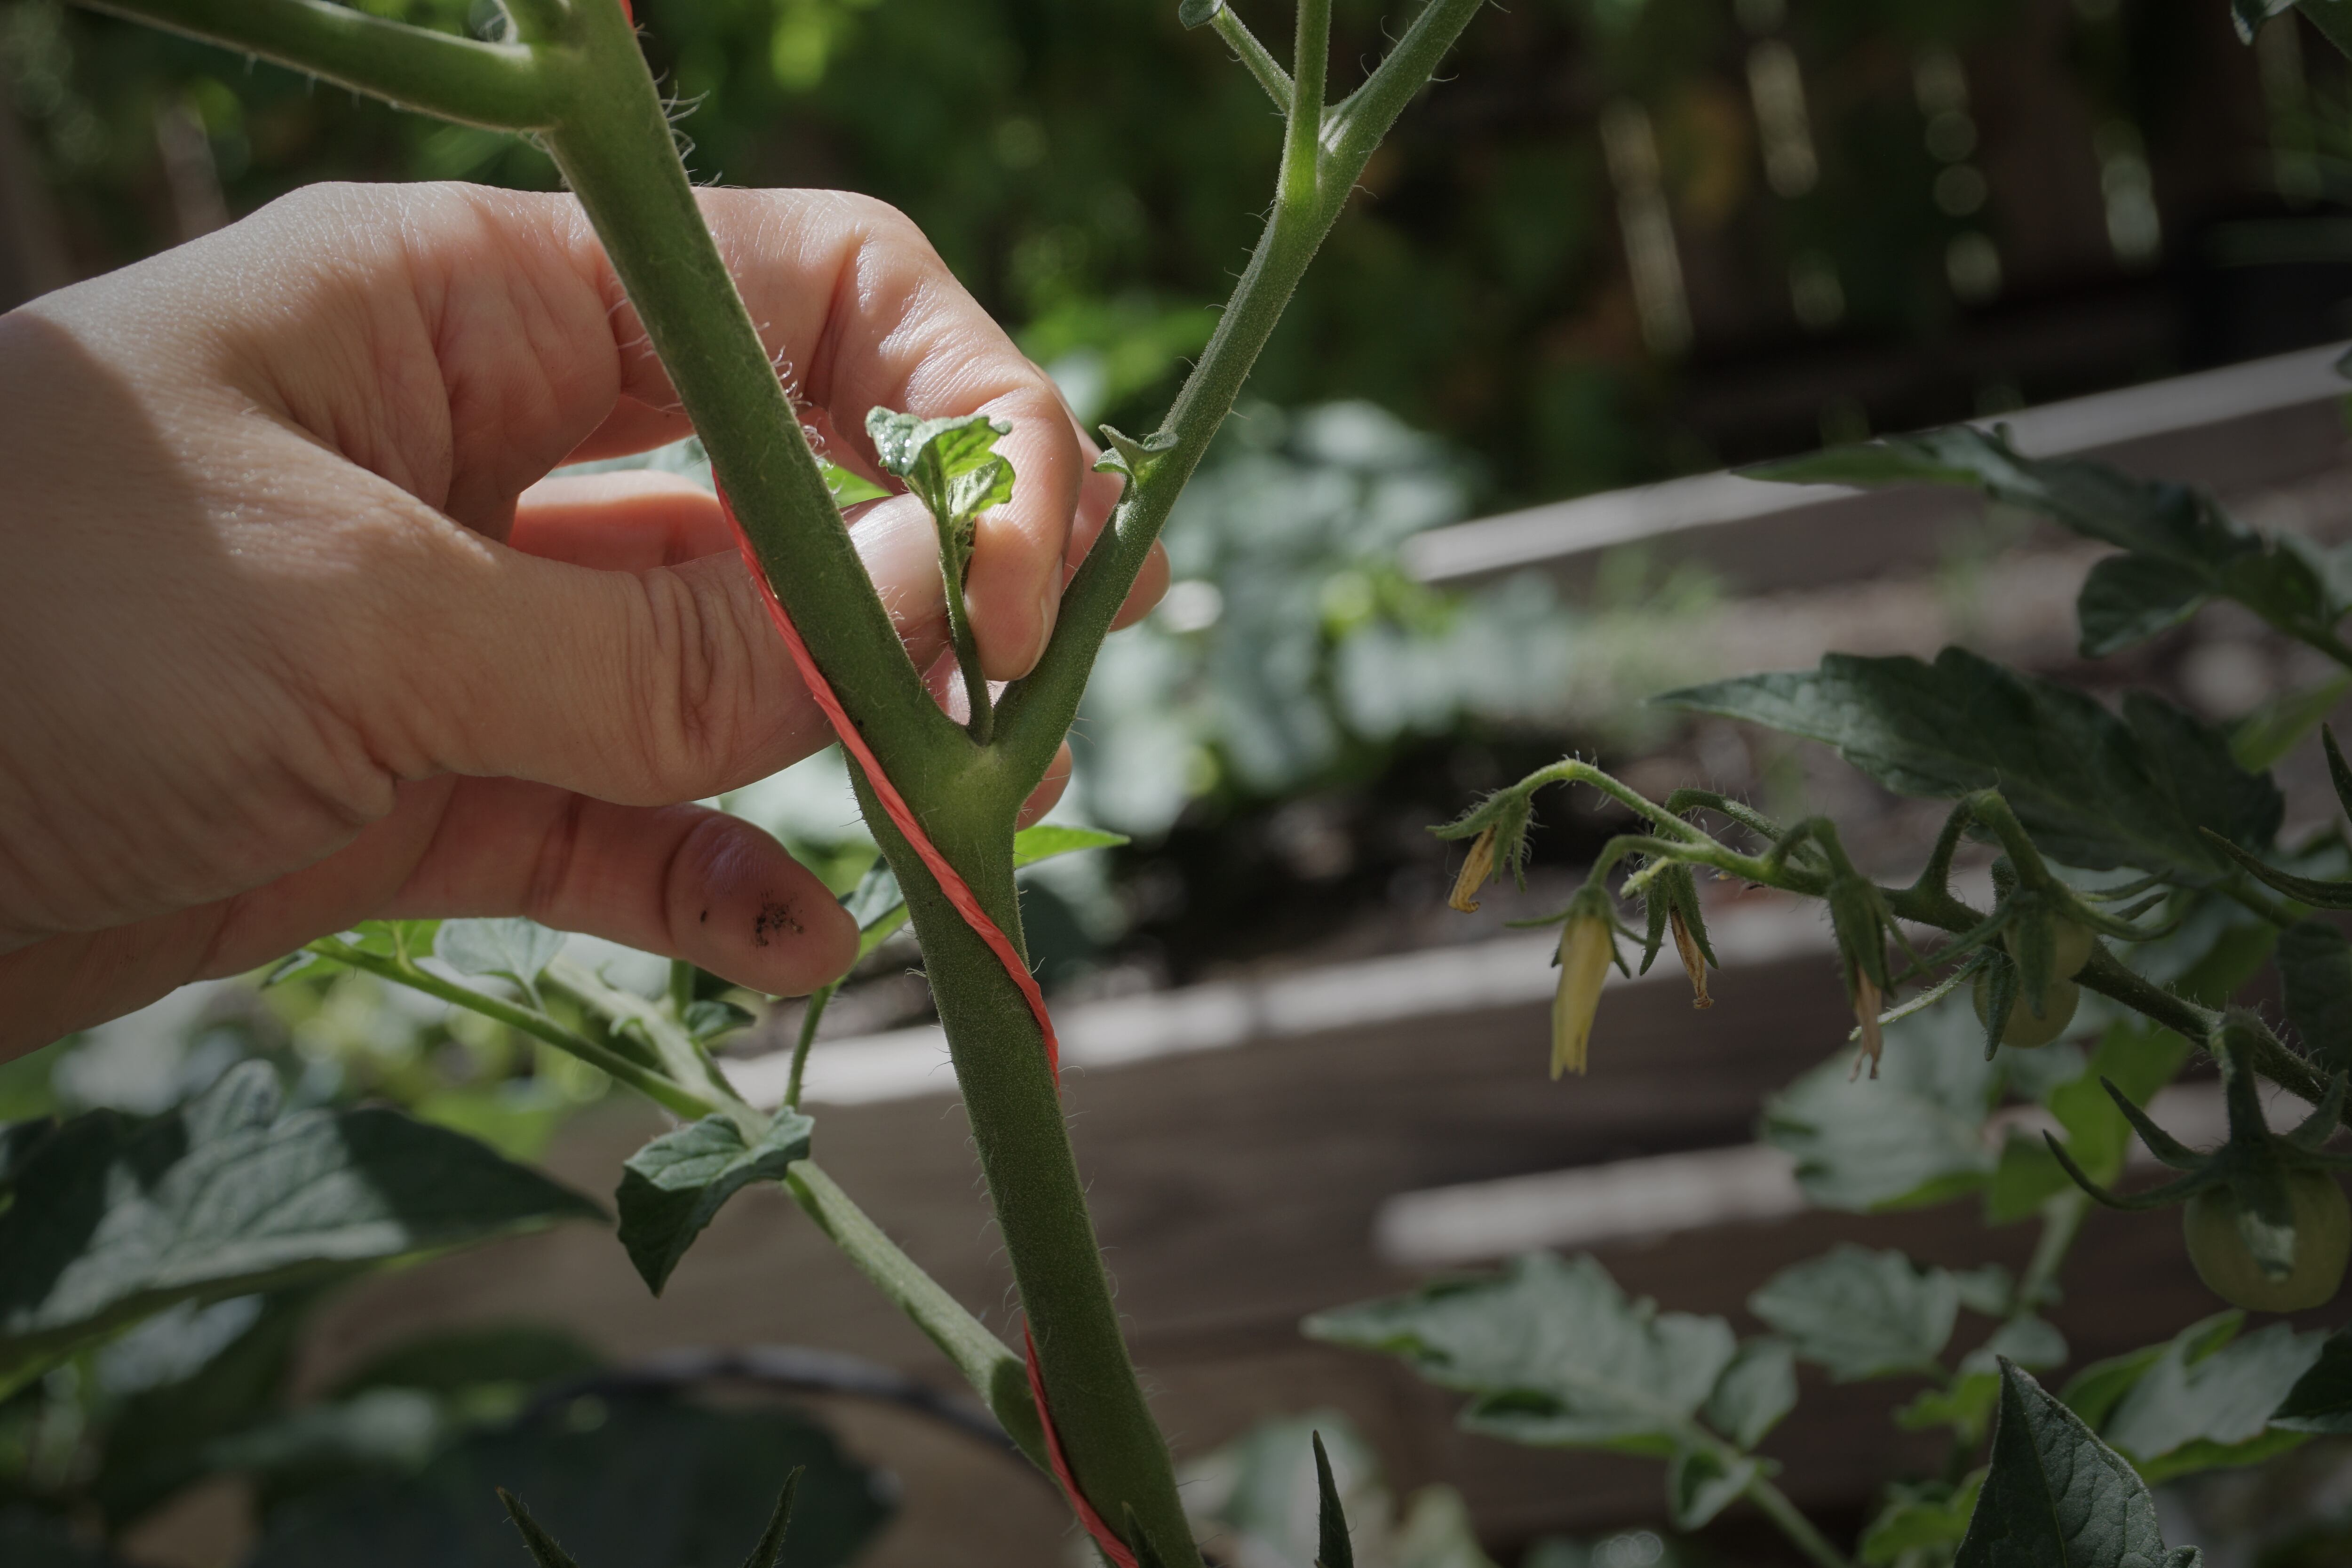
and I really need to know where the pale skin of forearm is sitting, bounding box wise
[0,182,1165,1057]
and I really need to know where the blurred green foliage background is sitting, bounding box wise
[8,0,2333,509]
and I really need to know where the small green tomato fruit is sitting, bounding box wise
[2183,1173,2351,1313]
[1972,971,2080,1048]
[2002,915,2096,982]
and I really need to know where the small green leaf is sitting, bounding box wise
[1861,1472,1981,1566]
[1311,1432,1354,1568]
[1666,1445,1756,1530]
[1661,647,2280,881]
[1012,824,1129,866]
[684,998,758,1045]
[815,457,889,508]
[342,919,443,963]
[499,1489,583,1568]
[436,919,566,994]
[1305,1253,1736,1455]
[864,408,1015,581]
[2075,554,2208,658]
[0,1063,601,1394]
[2279,920,2352,1075]
[2096,1314,2321,1482]
[838,859,911,964]
[615,1109,814,1295]
[1702,1337,1796,1449]
[1748,1246,1959,1383]
[738,1467,803,1568]
[1956,1360,2201,1568]
[834,827,1123,969]
[2272,1323,2352,1431]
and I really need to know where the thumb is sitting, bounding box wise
[369,489,950,804]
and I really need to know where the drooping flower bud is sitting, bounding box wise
[1448,827,1498,914]
[1551,892,1619,1079]
[1670,906,1713,1011]
[1850,972,1884,1080]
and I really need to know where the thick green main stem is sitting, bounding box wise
[538,0,964,806]
[850,762,1202,1562]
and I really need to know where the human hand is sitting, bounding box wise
[0,182,1166,1058]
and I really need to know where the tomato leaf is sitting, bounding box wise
[436,919,566,996]
[1762,1001,2000,1212]
[0,1063,602,1395]
[1661,646,2281,881]
[865,409,1015,584]
[1311,1431,1355,1568]
[1702,1337,1797,1449]
[1956,1360,2202,1568]
[1748,1246,1959,1383]
[2091,1314,2322,1482]
[614,1109,814,1295]
[1305,1253,1736,1457]
[739,1468,803,1568]
[1748,425,2338,661]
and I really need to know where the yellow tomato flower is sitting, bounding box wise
[1551,910,1616,1078]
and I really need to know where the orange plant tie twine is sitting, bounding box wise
[713,486,1138,1568]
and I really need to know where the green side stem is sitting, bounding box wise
[1212,6,1294,107]
[547,958,746,1127]
[76,0,556,128]
[784,983,834,1109]
[848,764,1200,1565]
[306,939,715,1122]
[536,0,966,805]
[786,1160,1048,1469]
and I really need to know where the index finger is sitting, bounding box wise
[591,190,1090,681]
